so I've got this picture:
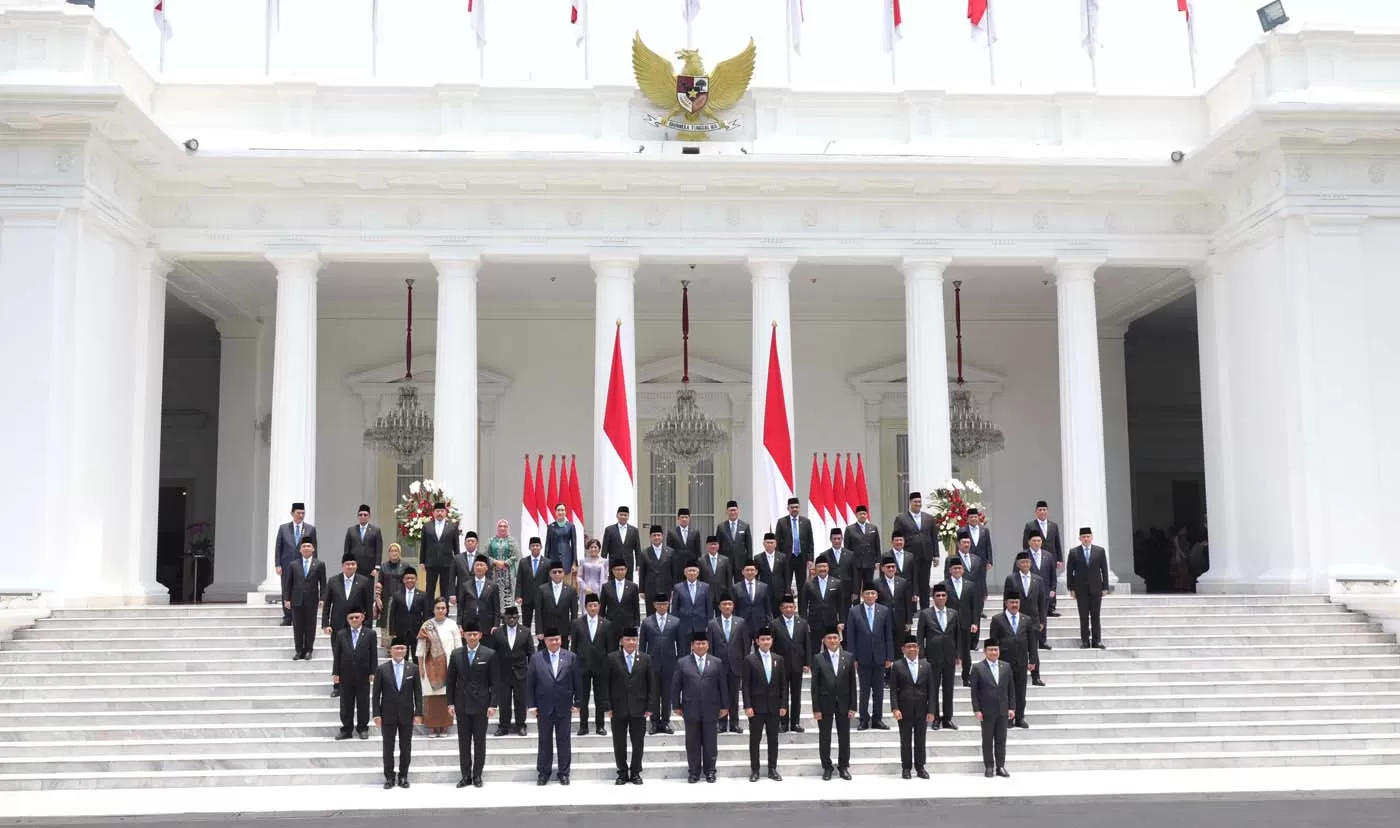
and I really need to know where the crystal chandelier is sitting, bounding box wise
[949,280,1005,460]
[644,278,729,464]
[364,279,434,463]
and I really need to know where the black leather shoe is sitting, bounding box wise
[916,768,929,779]
[616,775,629,786]
[1049,611,1061,617]
[996,767,1011,778]
[596,726,607,736]
[1032,678,1047,687]
[857,722,870,731]
[1080,641,1090,649]
[631,773,643,785]
[1094,643,1106,649]
[962,678,971,687]
[687,774,699,784]
[291,653,301,661]
[871,720,890,731]
[661,724,675,734]
[330,688,341,697]
[397,777,410,789]
[473,777,483,788]
[822,769,834,781]
[578,725,589,736]
[357,730,368,739]
[559,774,570,786]
[1014,720,1029,729]
[790,725,805,733]
[902,770,912,780]
[537,775,549,786]
[456,777,470,788]
[1041,643,1053,650]
[280,619,292,626]
[384,779,395,789]
[768,770,782,782]
[750,772,760,782]
[985,768,995,778]
[942,720,958,730]
[929,720,941,730]
[335,731,351,740]
[706,773,716,783]
[838,768,852,780]
[493,727,510,737]
[516,725,528,736]
[779,722,789,733]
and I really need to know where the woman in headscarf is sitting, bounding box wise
[415,596,459,737]
[485,519,520,614]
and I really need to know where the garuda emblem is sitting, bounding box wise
[632,33,756,140]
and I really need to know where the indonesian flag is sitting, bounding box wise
[1179,0,1195,53]
[600,323,635,531]
[969,0,995,43]
[832,456,850,527]
[520,456,538,548]
[807,456,827,545]
[1081,0,1099,60]
[468,0,486,47]
[153,1,172,39]
[546,455,560,522]
[843,454,859,524]
[268,0,280,32]
[566,455,586,536]
[789,0,803,55]
[883,0,902,54]
[572,0,585,47]
[816,455,834,532]
[683,0,700,23]
[533,456,550,533]
[761,326,795,530]
[854,454,871,515]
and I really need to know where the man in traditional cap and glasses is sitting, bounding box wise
[274,501,317,625]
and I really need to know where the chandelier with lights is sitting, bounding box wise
[644,278,729,464]
[949,280,1006,460]
[363,278,434,463]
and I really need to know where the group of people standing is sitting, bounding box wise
[274,492,1114,787]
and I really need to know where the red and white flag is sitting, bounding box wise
[546,455,560,521]
[844,455,860,522]
[832,456,850,528]
[520,456,538,548]
[789,0,803,55]
[761,326,795,529]
[854,454,871,514]
[969,0,995,43]
[1178,0,1195,52]
[533,456,550,534]
[572,0,586,47]
[1081,0,1099,60]
[817,455,834,531]
[600,323,635,528]
[807,456,827,543]
[566,455,586,537]
[468,0,486,47]
[153,1,172,39]
[883,0,902,54]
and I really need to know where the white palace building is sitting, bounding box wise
[2,0,1400,608]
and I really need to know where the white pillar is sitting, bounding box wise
[1098,324,1138,592]
[124,249,173,602]
[431,252,481,531]
[1054,257,1117,588]
[590,255,639,532]
[749,257,797,535]
[901,257,953,492]
[259,251,321,596]
[208,319,264,602]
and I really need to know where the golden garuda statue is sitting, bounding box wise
[632,33,756,140]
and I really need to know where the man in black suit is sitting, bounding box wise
[600,556,640,632]
[535,561,579,648]
[717,500,752,582]
[966,507,993,577]
[446,621,497,788]
[892,491,939,610]
[846,582,895,731]
[697,536,733,598]
[671,631,729,784]
[943,557,983,685]
[331,609,376,739]
[387,566,429,663]
[1024,531,1059,637]
[1005,549,1052,675]
[743,626,787,782]
[600,506,642,582]
[419,502,459,602]
[281,540,325,660]
[343,505,383,581]
[515,538,550,630]
[570,594,615,736]
[449,533,481,613]
[1023,501,1064,617]
[456,554,501,632]
[774,497,814,589]
[875,554,917,637]
[323,552,373,696]
[667,508,703,569]
[844,505,882,586]
[770,594,809,733]
[801,555,846,655]
[811,627,857,780]
[947,531,989,606]
[639,593,682,734]
[820,529,857,602]
[525,629,583,786]
[753,532,791,617]
[706,593,749,734]
[490,606,534,736]
[671,561,713,637]
[890,634,934,779]
[1066,526,1111,649]
[917,584,962,730]
[638,525,677,611]
[606,627,653,785]
[989,591,1039,727]
[969,638,1015,778]
[273,501,317,625]
[733,563,770,634]
[372,636,422,789]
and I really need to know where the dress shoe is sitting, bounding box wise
[996,767,1010,778]
[335,731,352,740]
[1032,678,1047,687]
[822,769,834,781]
[384,779,395,789]
[1041,643,1053,650]
[750,772,761,782]
[941,720,958,730]
[790,725,805,733]
[1014,720,1029,729]
[661,724,675,734]
[838,768,852,780]
[916,768,929,780]
[397,777,410,789]
[291,653,301,661]
[902,770,912,780]
[779,722,789,733]
[984,768,995,778]
[456,777,471,788]
[767,770,782,782]
[578,724,590,736]
[280,619,292,626]
[1094,642,1106,649]
[1049,611,1061,617]
[616,775,629,786]
[357,730,369,739]
[1080,641,1090,649]
[330,688,341,698]
[516,725,528,736]
[962,678,971,687]
[631,773,643,785]
[595,726,607,736]
[473,777,483,788]
[730,726,744,735]
[706,773,716,783]
[871,720,890,731]
[857,722,870,731]
[537,775,549,786]
[493,727,510,737]
[688,774,700,784]
[647,724,659,736]
[559,774,570,786]
[928,720,941,730]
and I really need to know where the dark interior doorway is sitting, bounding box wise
[157,485,187,603]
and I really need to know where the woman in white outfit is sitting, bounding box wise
[416,596,460,737]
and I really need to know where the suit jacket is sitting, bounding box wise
[601,523,642,576]
[706,615,750,676]
[810,647,857,714]
[1003,571,1050,623]
[949,551,988,597]
[916,606,962,666]
[638,545,677,602]
[845,601,895,665]
[420,520,460,568]
[891,511,938,568]
[670,653,729,720]
[844,522,883,574]
[697,553,733,597]
[1022,519,1064,563]
[1025,547,1058,599]
[942,577,984,638]
[802,576,847,636]
[966,523,994,569]
[606,649,653,718]
[666,525,704,568]
[717,518,753,578]
[322,573,374,630]
[774,514,815,571]
[732,579,771,633]
[988,612,1039,669]
[1066,544,1111,595]
[372,659,423,724]
[535,582,579,635]
[969,658,1015,718]
[343,523,384,575]
[388,588,431,639]
[639,612,683,670]
[600,577,641,632]
[752,551,790,616]
[447,645,499,714]
[742,650,788,714]
[515,555,551,607]
[332,625,378,683]
[671,579,713,636]
[570,614,616,675]
[450,552,477,593]
[820,547,858,598]
[770,614,810,671]
[275,521,318,571]
[490,623,535,681]
[281,557,326,607]
[889,657,935,717]
[525,648,582,716]
[875,574,917,634]
[456,576,501,632]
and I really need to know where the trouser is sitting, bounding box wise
[932,659,957,722]
[720,671,741,729]
[1010,662,1029,721]
[520,604,536,630]
[958,631,973,683]
[748,712,779,772]
[425,566,453,603]
[783,665,804,727]
[456,712,488,779]
[683,715,718,776]
[817,709,851,770]
[536,709,572,776]
[980,713,1008,769]
[914,556,932,610]
[649,662,674,724]
[382,717,413,779]
[857,661,886,723]
[498,675,527,728]
[897,710,927,770]
[290,603,317,655]
[611,715,647,775]
[578,671,607,728]
[1077,590,1103,644]
[339,680,370,732]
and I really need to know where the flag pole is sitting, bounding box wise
[370,0,379,79]
[263,0,274,76]
[784,1,793,84]
[986,4,997,86]
[685,0,693,48]
[158,24,168,74]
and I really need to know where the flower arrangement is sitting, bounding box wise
[925,479,984,552]
[187,521,214,557]
[395,480,463,542]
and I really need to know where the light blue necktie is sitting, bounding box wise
[551,654,559,677]
[302,559,309,577]
[352,629,360,649]
[866,606,874,628]
[468,649,476,667]
[724,618,731,641]
[792,518,800,558]
[763,654,771,682]
[908,660,918,683]
[698,656,706,673]
[937,610,946,631]
[1010,614,1018,633]
[360,525,366,541]
[345,577,353,597]
[1084,547,1091,562]
[690,583,696,603]
[394,662,403,690]
[626,653,634,674]
[294,524,302,544]
[533,558,540,575]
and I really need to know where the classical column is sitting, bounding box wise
[901,257,953,492]
[209,319,264,602]
[125,249,174,602]
[749,257,797,535]
[1191,260,1241,590]
[861,396,884,521]
[259,251,321,596]
[1054,257,1117,587]
[1098,323,1138,591]
[431,252,481,530]
[590,255,639,530]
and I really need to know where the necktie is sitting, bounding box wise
[748,582,754,601]
[1084,547,1091,562]
[818,578,826,596]
[395,662,403,689]
[786,618,794,636]
[302,559,309,577]
[468,649,475,666]
[345,577,352,596]
[792,518,800,557]
[508,628,516,647]
[352,629,360,649]
[1034,551,1041,568]
[294,524,301,544]
[909,660,918,682]
[1022,575,1029,593]
[698,656,706,673]
[590,618,597,639]
[866,606,874,628]
[913,513,920,528]
[532,558,539,575]
[724,619,731,640]
[406,591,413,610]
[690,583,696,602]
[682,528,687,542]
[1010,614,1018,633]
[656,547,662,560]
[477,580,484,597]
[763,654,771,682]
[626,653,634,674]
[990,662,999,682]
[730,521,737,537]
[551,654,559,678]
[937,610,946,630]
[360,525,366,541]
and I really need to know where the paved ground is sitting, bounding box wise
[8,793,1400,828]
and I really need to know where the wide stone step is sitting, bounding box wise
[49,609,286,621]
[1038,634,1394,648]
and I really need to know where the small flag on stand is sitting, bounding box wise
[572,0,586,46]
[533,455,549,534]
[153,1,172,39]
[1179,0,1198,87]
[883,0,902,54]
[808,456,827,544]
[468,0,486,47]
[854,454,870,514]
[789,0,803,55]
[761,326,795,529]
[567,455,586,538]
[520,457,538,549]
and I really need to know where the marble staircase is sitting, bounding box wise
[0,595,1395,790]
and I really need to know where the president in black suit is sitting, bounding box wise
[667,509,704,568]
[844,506,882,584]
[600,556,641,633]
[989,591,1039,727]
[535,561,579,648]
[606,627,653,784]
[525,629,583,786]
[343,505,384,579]
[845,584,895,730]
[671,562,713,636]
[323,553,373,695]
[671,631,729,783]
[811,627,857,780]
[717,500,753,581]
[331,610,376,738]
[570,595,615,735]
[889,634,935,779]
[372,637,423,789]
[600,506,642,582]
[490,606,534,736]
[419,502,460,602]
[273,502,316,624]
[387,566,430,662]
[742,627,787,781]
[916,584,962,729]
[706,595,749,734]
[969,638,1015,777]
[639,594,682,733]
[281,541,325,660]
[446,622,497,788]
[456,554,502,632]
[1023,501,1065,616]
[697,537,733,598]
[891,491,939,609]
[770,595,809,733]
[733,566,771,634]
[1066,527,1111,648]
[773,498,814,585]
[638,526,677,608]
